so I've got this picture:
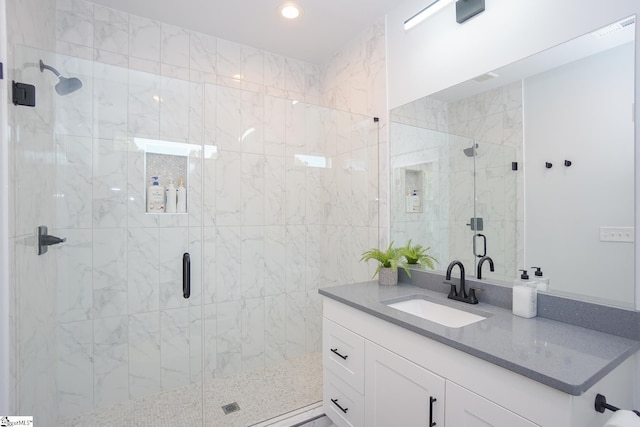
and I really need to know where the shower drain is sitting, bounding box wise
[222,402,241,414]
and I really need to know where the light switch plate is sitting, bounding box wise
[599,227,634,243]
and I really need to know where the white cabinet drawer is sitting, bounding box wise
[445,381,540,427]
[323,318,365,393]
[324,369,365,427]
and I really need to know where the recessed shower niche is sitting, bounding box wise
[135,138,199,214]
[403,167,428,213]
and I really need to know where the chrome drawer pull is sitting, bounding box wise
[330,348,348,360]
[331,398,348,414]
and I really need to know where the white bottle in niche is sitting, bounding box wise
[411,189,421,212]
[176,178,187,213]
[147,176,165,213]
[165,179,177,213]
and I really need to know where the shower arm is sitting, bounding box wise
[39,60,61,77]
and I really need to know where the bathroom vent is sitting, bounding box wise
[472,72,499,83]
[221,402,240,414]
[592,16,635,38]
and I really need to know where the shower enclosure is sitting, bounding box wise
[6,9,381,425]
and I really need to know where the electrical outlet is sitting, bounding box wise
[599,227,634,243]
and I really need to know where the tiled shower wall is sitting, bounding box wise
[9,0,386,421]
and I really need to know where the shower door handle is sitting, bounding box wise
[183,252,190,299]
[473,233,487,258]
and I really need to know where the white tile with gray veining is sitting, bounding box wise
[58,320,94,416]
[93,5,129,55]
[160,307,191,390]
[216,300,242,377]
[56,0,93,47]
[128,15,160,62]
[242,297,266,371]
[56,135,93,229]
[94,315,129,407]
[127,227,160,313]
[216,226,242,302]
[92,228,127,318]
[57,228,93,323]
[128,311,161,398]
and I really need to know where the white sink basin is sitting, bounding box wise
[386,297,486,328]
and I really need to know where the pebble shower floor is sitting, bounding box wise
[58,353,322,427]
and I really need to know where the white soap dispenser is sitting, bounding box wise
[147,176,166,213]
[512,269,537,318]
[531,266,550,292]
[176,178,187,213]
[165,179,177,213]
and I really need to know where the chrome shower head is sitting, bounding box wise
[55,76,83,95]
[463,143,479,157]
[39,59,83,96]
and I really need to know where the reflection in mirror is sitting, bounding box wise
[389,16,635,308]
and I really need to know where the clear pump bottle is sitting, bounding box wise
[531,266,550,291]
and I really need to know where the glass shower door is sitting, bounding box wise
[11,45,205,425]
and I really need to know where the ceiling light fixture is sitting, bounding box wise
[404,0,455,31]
[280,2,301,20]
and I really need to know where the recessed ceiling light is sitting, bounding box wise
[280,2,301,20]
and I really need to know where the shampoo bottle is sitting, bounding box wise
[512,269,537,318]
[177,178,187,213]
[165,179,177,213]
[411,189,421,212]
[531,266,550,292]
[147,176,166,213]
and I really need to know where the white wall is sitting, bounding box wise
[524,43,635,306]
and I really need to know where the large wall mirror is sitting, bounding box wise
[389,16,635,309]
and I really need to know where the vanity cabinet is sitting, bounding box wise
[364,340,445,427]
[322,297,634,427]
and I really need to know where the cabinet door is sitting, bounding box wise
[445,382,539,427]
[365,341,445,427]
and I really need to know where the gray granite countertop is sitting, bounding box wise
[318,281,640,396]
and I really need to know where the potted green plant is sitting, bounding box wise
[360,241,411,286]
[401,239,438,270]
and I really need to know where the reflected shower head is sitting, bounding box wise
[463,143,478,157]
[39,59,83,95]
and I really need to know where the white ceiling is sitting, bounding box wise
[90,0,403,64]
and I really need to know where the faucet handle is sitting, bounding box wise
[445,281,458,298]
[468,287,480,304]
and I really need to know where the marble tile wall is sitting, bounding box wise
[12,0,386,419]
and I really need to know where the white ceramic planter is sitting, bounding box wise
[378,267,398,286]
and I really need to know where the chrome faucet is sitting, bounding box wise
[477,256,494,280]
[445,260,478,304]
